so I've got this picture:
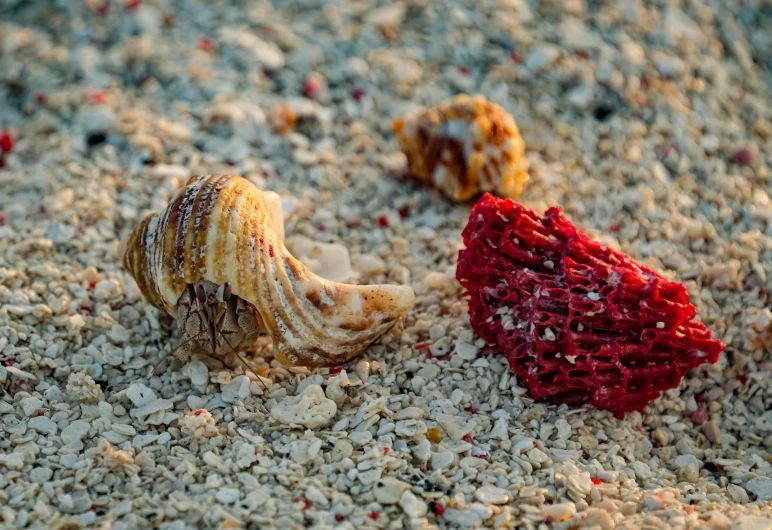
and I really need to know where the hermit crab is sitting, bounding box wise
[120,174,415,368]
[393,94,529,202]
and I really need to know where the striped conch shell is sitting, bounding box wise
[393,94,529,202]
[120,174,415,367]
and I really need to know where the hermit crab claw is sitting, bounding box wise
[120,174,416,367]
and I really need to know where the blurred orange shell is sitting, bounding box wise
[393,94,528,202]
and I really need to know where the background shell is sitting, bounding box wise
[393,94,529,202]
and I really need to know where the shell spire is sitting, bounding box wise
[121,174,415,367]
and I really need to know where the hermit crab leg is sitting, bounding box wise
[151,329,207,376]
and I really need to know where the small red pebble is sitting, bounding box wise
[510,52,522,64]
[0,212,6,225]
[329,367,341,375]
[462,434,475,445]
[197,38,215,53]
[608,224,621,233]
[398,205,410,218]
[126,0,141,9]
[383,447,390,454]
[456,194,725,416]
[691,407,708,425]
[415,343,430,351]
[368,512,378,520]
[0,130,13,154]
[696,393,708,403]
[732,148,753,166]
[351,87,365,101]
[35,93,47,105]
[377,215,389,228]
[194,409,204,416]
[458,66,470,75]
[416,463,427,473]
[335,514,345,523]
[0,159,6,170]
[737,374,748,385]
[80,306,93,313]
[86,91,108,105]
[303,74,322,98]
[429,502,446,516]
[3,359,16,366]
[591,478,602,485]
[464,407,479,414]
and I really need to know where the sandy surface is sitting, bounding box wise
[0,0,771,529]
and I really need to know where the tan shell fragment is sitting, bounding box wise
[120,174,415,367]
[393,94,529,202]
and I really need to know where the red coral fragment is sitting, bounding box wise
[0,130,13,154]
[691,407,708,425]
[456,194,725,417]
[732,148,753,166]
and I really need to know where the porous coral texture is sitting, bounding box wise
[457,193,725,416]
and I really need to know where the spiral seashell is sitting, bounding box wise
[120,174,415,367]
[393,94,529,202]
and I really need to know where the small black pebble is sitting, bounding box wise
[704,462,718,472]
[423,481,439,492]
[87,132,106,146]
[404,371,414,379]
[428,501,440,514]
[593,104,614,121]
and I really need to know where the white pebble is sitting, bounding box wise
[541,502,576,522]
[431,451,455,472]
[182,361,209,386]
[455,340,479,361]
[30,467,54,484]
[126,383,158,407]
[21,396,43,416]
[437,413,474,441]
[375,477,410,505]
[61,420,90,445]
[745,477,772,502]
[221,375,251,403]
[270,385,337,429]
[526,45,560,73]
[475,486,510,504]
[4,452,24,470]
[400,490,428,518]
[215,488,241,503]
[29,416,58,435]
